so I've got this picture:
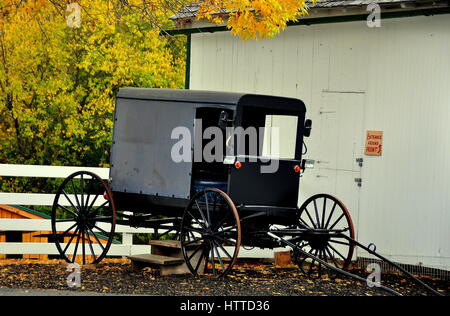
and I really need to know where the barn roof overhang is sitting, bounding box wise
[165,0,450,35]
[0,205,50,219]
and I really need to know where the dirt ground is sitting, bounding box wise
[0,259,448,296]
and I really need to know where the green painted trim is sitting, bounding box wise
[166,26,228,36]
[10,205,51,219]
[185,34,192,90]
[164,7,450,36]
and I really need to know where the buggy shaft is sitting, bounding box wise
[268,232,402,296]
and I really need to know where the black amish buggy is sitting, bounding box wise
[50,88,442,295]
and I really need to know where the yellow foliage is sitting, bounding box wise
[197,0,316,40]
[1,1,316,41]
[0,0,185,177]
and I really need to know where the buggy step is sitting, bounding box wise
[149,240,183,249]
[128,240,205,276]
[129,254,184,266]
[149,240,201,249]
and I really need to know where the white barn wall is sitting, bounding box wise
[189,15,450,270]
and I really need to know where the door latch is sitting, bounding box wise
[354,178,362,187]
[356,158,364,167]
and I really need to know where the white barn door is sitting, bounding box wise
[301,91,365,256]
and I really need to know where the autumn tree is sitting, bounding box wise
[0,0,185,193]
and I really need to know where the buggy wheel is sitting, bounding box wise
[294,194,355,278]
[51,171,116,265]
[180,188,241,277]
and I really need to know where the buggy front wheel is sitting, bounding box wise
[51,171,116,265]
[180,189,241,277]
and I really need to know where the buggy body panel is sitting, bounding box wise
[110,97,195,199]
[228,159,301,208]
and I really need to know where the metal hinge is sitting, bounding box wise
[356,158,364,167]
[355,178,362,187]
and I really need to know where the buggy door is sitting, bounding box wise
[299,92,364,259]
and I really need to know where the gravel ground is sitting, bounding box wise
[0,259,448,296]
[0,288,130,296]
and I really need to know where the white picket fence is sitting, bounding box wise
[0,164,276,258]
[0,164,154,257]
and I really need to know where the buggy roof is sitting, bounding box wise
[117,88,306,113]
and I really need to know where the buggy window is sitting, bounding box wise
[237,106,299,160]
[262,115,298,159]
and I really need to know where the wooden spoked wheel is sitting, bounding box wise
[51,171,116,265]
[294,194,355,278]
[180,188,241,277]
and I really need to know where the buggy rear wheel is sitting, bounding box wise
[180,188,241,277]
[51,171,116,265]
[294,194,355,278]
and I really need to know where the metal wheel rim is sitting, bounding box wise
[295,194,355,277]
[180,188,241,277]
[51,171,116,265]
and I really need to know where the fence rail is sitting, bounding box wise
[0,164,276,259]
[0,164,109,206]
[0,164,109,179]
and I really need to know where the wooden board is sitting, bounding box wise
[149,240,201,249]
[129,254,184,266]
[149,240,183,249]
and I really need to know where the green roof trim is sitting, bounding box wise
[164,7,450,36]
[185,34,192,90]
[10,205,51,219]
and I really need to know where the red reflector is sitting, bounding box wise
[235,161,242,169]
[294,165,301,173]
[103,192,109,200]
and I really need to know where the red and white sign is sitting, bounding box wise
[365,131,383,156]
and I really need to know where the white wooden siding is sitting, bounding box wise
[189,15,450,270]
